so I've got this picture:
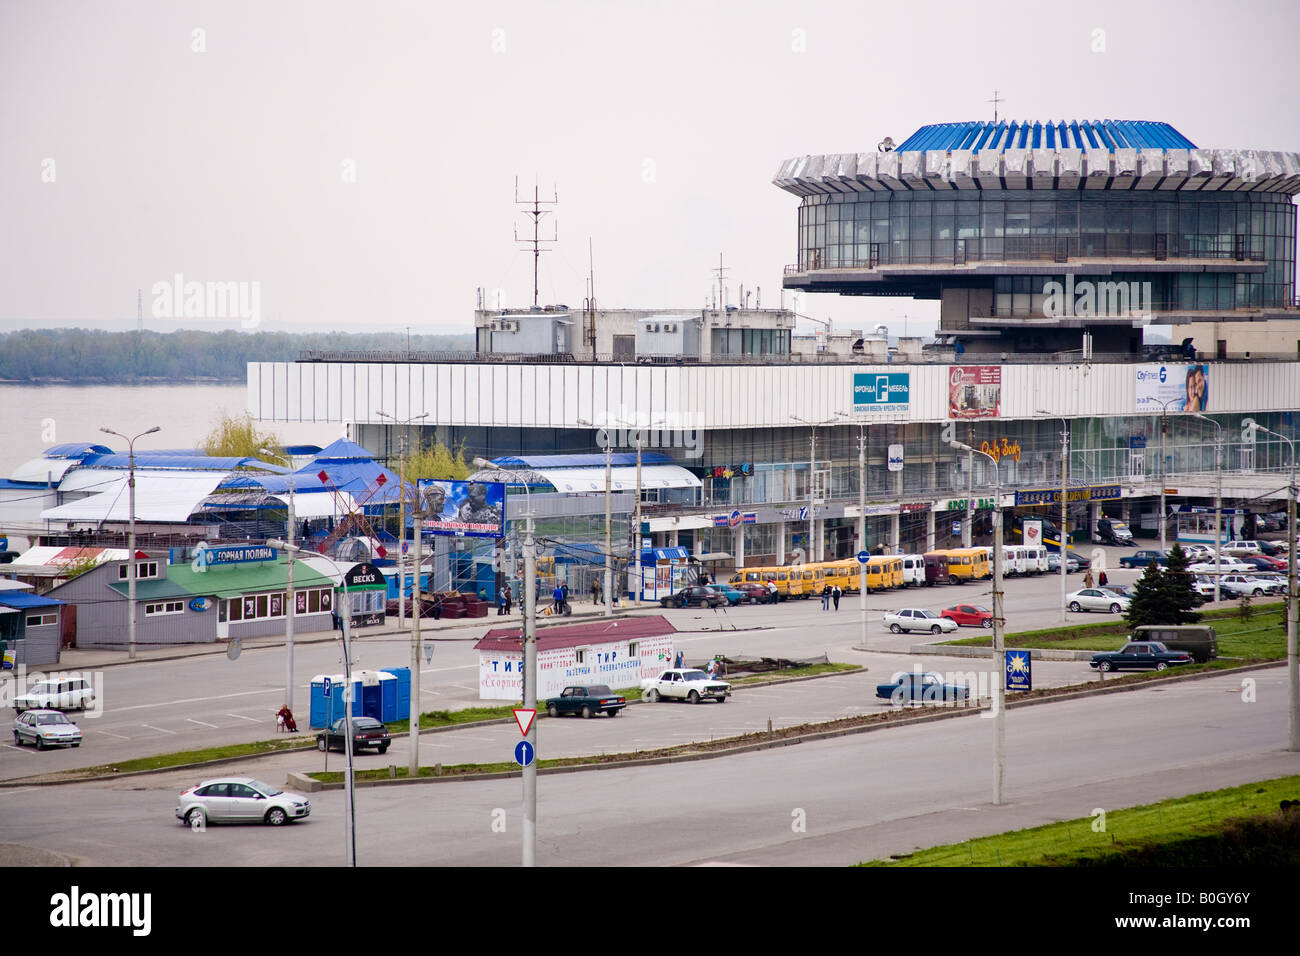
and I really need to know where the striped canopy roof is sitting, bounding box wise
[895,120,1196,153]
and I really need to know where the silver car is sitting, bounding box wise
[13,709,82,749]
[175,777,311,827]
[1066,588,1131,614]
[882,608,960,635]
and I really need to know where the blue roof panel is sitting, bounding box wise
[895,119,1195,152]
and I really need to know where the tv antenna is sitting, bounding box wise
[989,90,1004,124]
[514,177,558,308]
[712,253,730,310]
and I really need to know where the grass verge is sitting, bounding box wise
[863,775,1300,866]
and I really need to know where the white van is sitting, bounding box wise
[900,554,926,587]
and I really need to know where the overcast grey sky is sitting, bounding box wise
[2,0,1297,338]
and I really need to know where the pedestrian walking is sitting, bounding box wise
[674,649,684,669]
[1099,570,1109,587]
[503,583,513,615]
[592,578,601,604]
[821,584,831,611]
[832,585,842,611]
[1084,569,1095,588]
[496,587,507,616]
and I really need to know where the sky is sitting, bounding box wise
[2,0,1298,339]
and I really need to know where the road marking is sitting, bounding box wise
[0,786,39,794]
[140,723,176,735]
[94,729,131,740]
[226,713,262,723]
[185,718,219,728]
[3,745,36,756]
[111,687,282,714]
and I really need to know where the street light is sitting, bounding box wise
[260,446,296,714]
[792,416,834,565]
[1245,420,1298,752]
[835,411,868,646]
[1153,397,1183,555]
[1189,413,1223,603]
[268,540,357,867]
[377,409,428,779]
[100,425,159,660]
[1035,411,1070,625]
[473,458,538,867]
[950,438,1005,806]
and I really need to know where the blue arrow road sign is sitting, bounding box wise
[857,550,870,564]
[514,740,535,768]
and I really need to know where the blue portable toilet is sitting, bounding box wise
[383,667,411,722]
[309,670,400,728]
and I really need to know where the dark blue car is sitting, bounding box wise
[876,672,970,705]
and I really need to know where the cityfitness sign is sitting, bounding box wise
[853,372,910,413]
[1015,484,1123,507]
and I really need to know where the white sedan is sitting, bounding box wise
[882,609,959,635]
[1067,588,1131,614]
[640,668,731,704]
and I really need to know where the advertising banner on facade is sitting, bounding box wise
[1022,520,1043,549]
[415,480,506,538]
[948,366,1002,419]
[1135,364,1210,413]
[853,372,911,413]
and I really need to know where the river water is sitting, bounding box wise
[0,383,344,476]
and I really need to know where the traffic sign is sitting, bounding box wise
[322,677,332,697]
[514,740,535,767]
[513,708,536,737]
[857,550,870,565]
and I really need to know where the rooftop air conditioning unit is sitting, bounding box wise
[502,320,519,332]
[645,323,658,332]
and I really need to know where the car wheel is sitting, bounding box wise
[688,691,700,705]
[931,625,942,635]
[981,618,992,629]
[547,704,559,718]
[647,689,660,703]
[35,736,45,751]
[1254,589,1264,597]
[1097,660,1112,672]
[1156,662,1169,671]
[317,738,327,752]
[581,706,593,719]
[185,808,205,828]
[607,708,620,717]
[378,744,389,754]
[265,807,288,826]
[889,623,902,634]
[1069,602,1082,612]
[949,575,960,586]
[1109,604,1121,614]
[11,731,19,746]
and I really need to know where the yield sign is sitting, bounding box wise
[513,708,536,737]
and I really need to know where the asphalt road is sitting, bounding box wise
[3,667,1294,866]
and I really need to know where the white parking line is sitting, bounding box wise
[140,724,176,735]
[185,718,219,728]
[94,729,131,740]
[3,745,36,755]
[226,714,262,723]
[0,787,38,794]
[112,687,281,714]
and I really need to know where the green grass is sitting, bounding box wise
[945,604,1288,661]
[864,774,1300,866]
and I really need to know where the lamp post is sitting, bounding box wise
[1247,421,1298,752]
[260,446,296,713]
[377,410,428,778]
[1154,397,1182,556]
[474,458,537,866]
[836,411,868,646]
[792,416,830,565]
[100,425,159,660]
[268,540,356,866]
[951,439,1004,806]
[1036,412,1069,624]
[1190,413,1223,603]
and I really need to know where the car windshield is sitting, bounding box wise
[35,713,70,725]
[352,718,383,730]
[248,780,282,797]
[681,671,711,681]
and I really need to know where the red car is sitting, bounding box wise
[733,583,776,604]
[942,604,993,628]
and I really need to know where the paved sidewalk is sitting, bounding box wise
[43,599,658,672]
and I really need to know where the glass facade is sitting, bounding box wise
[796,190,1297,308]
[710,328,791,356]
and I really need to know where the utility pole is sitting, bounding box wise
[100,426,159,660]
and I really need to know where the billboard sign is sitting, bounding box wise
[1135,364,1210,413]
[415,480,506,539]
[1022,520,1042,548]
[853,372,910,413]
[948,366,1001,419]
[887,445,904,471]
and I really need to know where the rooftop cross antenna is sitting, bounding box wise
[514,177,558,308]
[712,253,730,311]
[989,90,1003,125]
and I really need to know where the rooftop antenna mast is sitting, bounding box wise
[137,288,143,332]
[583,237,597,354]
[989,90,1003,124]
[515,177,558,308]
[712,253,730,311]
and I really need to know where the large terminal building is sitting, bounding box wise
[249,118,1300,586]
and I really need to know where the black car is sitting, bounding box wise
[660,586,726,609]
[1089,641,1194,673]
[316,716,391,754]
[545,684,626,718]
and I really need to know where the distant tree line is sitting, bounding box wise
[0,328,474,383]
